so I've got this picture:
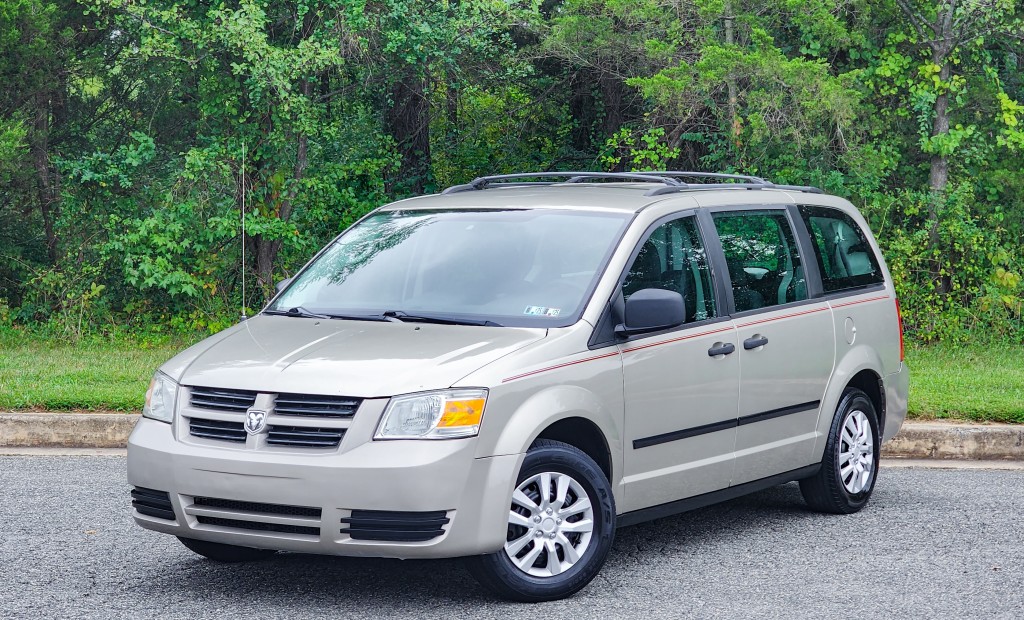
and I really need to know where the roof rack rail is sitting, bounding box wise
[440,171,823,196]
[639,171,823,196]
[441,172,683,194]
[645,171,769,184]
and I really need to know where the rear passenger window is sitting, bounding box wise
[799,206,884,293]
[621,217,716,322]
[712,211,808,312]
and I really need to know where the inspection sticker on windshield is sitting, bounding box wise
[524,306,561,317]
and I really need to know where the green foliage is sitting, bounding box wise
[0,0,1021,345]
[864,183,1022,342]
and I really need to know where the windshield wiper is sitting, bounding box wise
[263,306,331,319]
[382,310,502,327]
[266,307,391,322]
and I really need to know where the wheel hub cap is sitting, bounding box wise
[503,471,595,578]
[839,409,875,494]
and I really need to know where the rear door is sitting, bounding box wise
[617,214,740,512]
[709,208,835,485]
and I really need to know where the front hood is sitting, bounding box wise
[160,315,547,397]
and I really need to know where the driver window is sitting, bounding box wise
[621,217,716,323]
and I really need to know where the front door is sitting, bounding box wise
[618,215,740,513]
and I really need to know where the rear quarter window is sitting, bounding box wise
[798,205,884,293]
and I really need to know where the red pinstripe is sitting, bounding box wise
[830,294,890,309]
[499,294,891,383]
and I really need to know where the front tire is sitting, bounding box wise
[466,439,616,602]
[177,537,277,563]
[800,388,880,514]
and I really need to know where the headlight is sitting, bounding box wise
[142,371,179,424]
[375,389,487,439]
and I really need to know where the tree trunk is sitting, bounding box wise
[724,0,741,146]
[927,52,952,293]
[32,92,59,263]
[386,74,432,194]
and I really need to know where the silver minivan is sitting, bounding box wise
[128,172,908,601]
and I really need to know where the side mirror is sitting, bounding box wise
[274,277,292,294]
[615,288,685,337]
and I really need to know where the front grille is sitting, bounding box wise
[189,418,246,443]
[131,487,175,520]
[193,497,321,518]
[189,387,257,412]
[274,393,361,418]
[340,510,450,542]
[267,425,344,448]
[195,516,319,536]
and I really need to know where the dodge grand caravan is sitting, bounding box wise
[128,172,908,602]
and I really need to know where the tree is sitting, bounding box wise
[891,0,1022,239]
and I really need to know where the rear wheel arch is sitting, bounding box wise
[846,368,885,433]
[815,346,886,459]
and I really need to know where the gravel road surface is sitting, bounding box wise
[2,456,1021,619]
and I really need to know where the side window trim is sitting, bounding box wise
[588,210,724,349]
[787,204,825,298]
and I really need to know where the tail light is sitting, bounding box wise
[895,298,905,362]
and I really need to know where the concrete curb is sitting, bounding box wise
[0,413,1022,459]
[0,412,140,449]
[881,422,1024,461]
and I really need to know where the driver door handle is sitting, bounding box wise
[707,342,736,357]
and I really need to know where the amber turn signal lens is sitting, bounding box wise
[437,398,486,427]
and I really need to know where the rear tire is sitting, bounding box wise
[800,388,880,514]
[177,537,277,563]
[465,439,615,602]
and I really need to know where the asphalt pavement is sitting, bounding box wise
[1,456,1021,619]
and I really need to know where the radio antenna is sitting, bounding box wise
[240,140,247,321]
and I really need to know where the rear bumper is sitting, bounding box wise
[882,362,909,442]
[127,417,522,559]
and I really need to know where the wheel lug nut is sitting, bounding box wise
[533,516,541,523]
[546,508,552,515]
[556,518,562,524]
[549,533,556,539]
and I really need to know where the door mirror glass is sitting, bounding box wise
[616,288,686,336]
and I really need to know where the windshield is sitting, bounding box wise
[268,208,630,327]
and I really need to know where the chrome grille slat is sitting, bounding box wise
[267,425,344,448]
[189,418,246,443]
[189,387,257,412]
[273,393,361,418]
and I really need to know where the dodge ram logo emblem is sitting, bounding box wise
[244,409,268,434]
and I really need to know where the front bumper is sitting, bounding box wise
[127,415,523,559]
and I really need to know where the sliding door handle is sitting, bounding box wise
[743,335,769,350]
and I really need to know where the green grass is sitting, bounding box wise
[0,334,193,412]
[907,343,1024,424]
[0,332,1021,421]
